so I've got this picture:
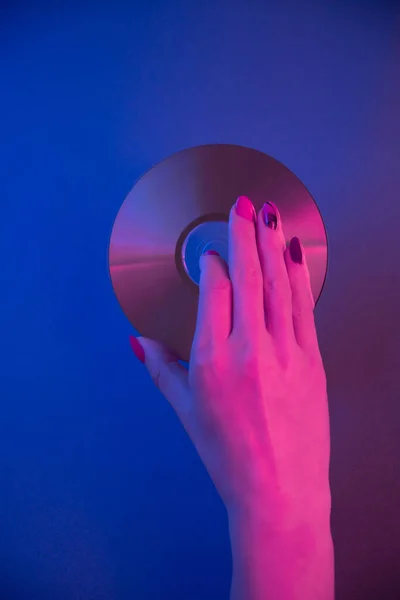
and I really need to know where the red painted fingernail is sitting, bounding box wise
[129,336,145,363]
[289,237,303,264]
[235,196,256,222]
[262,202,278,230]
[203,250,219,256]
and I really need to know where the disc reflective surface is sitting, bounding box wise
[108,144,328,361]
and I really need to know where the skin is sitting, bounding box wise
[132,196,334,600]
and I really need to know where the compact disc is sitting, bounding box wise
[108,144,328,361]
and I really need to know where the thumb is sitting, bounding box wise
[129,335,190,415]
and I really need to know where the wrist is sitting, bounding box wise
[228,500,333,551]
[226,484,332,535]
[227,496,334,600]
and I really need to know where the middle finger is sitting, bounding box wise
[229,196,266,338]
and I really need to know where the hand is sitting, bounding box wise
[132,196,330,520]
[130,195,334,599]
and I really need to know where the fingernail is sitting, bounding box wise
[129,335,145,363]
[289,237,303,264]
[203,249,219,256]
[263,202,278,230]
[235,196,256,222]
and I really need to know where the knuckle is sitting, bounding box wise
[235,264,262,287]
[191,344,227,388]
[292,294,314,322]
[150,367,162,390]
[265,274,290,300]
[307,346,324,369]
[206,275,232,293]
[291,301,304,321]
[264,273,278,291]
[235,340,264,378]
[192,339,223,368]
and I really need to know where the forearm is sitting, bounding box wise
[228,500,334,600]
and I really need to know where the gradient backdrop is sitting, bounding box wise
[1,1,399,599]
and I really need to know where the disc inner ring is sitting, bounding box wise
[175,213,228,286]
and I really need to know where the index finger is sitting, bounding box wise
[192,251,232,351]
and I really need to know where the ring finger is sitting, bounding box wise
[256,202,295,347]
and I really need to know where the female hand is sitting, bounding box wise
[131,195,333,599]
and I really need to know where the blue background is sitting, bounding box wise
[1,1,399,598]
